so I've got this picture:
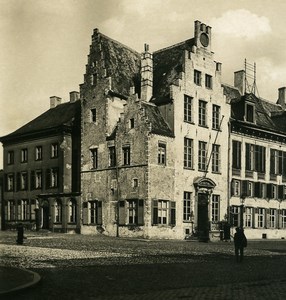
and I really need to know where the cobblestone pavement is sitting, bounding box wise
[1,231,286,299]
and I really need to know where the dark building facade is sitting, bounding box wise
[0,93,81,232]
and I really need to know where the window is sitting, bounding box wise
[212,144,220,173]
[205,74,212,89]
[132,178,139,188]
[257,208,265,228]
[108,146,116,167]
[7,151,14,165]
[82,201,102,225]
[90,108,97,122]
[54,200,62,223]
[152,200,176,226]
[90,148,98,169]
[183,192,192,222]
[212,195,220,222]
[51,143,59,158]
[35,146,43,161]
[6,200,16,221]
[231,179,241,197]
[128,200,138,224]
[158,143,166,165]
[245,144,266,173]
[269,209,276,228]
[21,172,28,190]
[232,141,241,169]
[282,210,286,228]
[118,199,144,226]
[184,95,192,123]
[68,199,77,223]
[270,149,283,175]
[90,73,97,85]
[245,103,254,123]
[30,199,39,220]
[46,168,59,188]
[212,105,220,130]
[122,146,130,165]
[21,148,28,163]
[198,141,207,171]
[35,170,42,189]
[194,70,201,85]
[17,200,29,221]
[244,207,253,228]
[184,138,193,169]
[198,100,207,127]
[7,174,14,191]
[129,118,135,129]
[230,206,239,227]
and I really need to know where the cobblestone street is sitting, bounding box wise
[1,231,286,299]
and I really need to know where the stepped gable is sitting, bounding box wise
[152,38,195,105]
[141,101,174,137]
[0,101,80,143]
[87,30,141,97]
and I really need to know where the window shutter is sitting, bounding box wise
[4,174,7,192]
[170,201,176,226]
[4,201,8,221]
[16,172,20,191]
[137,199,144,225]
[278,185,284,200]
[266,184,272,199]
[30,171,35,190]
[254,182,261,198]
[17,199,21,220]
[265,208,270,228]
[82,202,88,225]
[118,200,126,225]
[231,180,234,196]
[277,209,281,229]
[152,200,158,225]
[242,180,248,196]
[26,171,29,191]
[46,169,51,188]
[252,207,256,228]
[97,201,103,225]
[40,169,43,190]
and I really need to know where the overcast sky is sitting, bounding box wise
[1,0,286,168]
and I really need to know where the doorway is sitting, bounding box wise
[42,201,50,229]
[197,193,209,241]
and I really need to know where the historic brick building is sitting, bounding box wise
[225,75,286,239]
[0,93,81,232]
[80,21,230,240]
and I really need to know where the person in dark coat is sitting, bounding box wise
[16,223,24,245]
[234,227,247,262]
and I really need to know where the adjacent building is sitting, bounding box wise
[0,93,81,232]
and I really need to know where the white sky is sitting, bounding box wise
[1,0,286,168]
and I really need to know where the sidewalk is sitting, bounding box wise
[0,266,41,295]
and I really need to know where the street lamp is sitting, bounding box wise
[240,194,246,228]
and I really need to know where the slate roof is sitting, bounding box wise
[141,102,174,137]
[88,31,141,97]
[0,101,81,143]
[152,38,195,105]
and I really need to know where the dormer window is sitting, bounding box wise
[245,103,255,123]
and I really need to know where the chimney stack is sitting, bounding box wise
[70,91,80,103]
[277,87,286,109]
[234,70,245,95]
[50,96,62,109]
[140,43,153,101]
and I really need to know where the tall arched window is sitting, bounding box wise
[68,199,77,223]
[54,199,62,223]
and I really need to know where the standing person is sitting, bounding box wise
[234,227,247,262]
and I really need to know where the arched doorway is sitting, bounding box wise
[194,177,216,242]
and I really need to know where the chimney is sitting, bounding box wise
[140,43,153,101]
[234,70,245,95]
[50,96,62,108]
[277,87,286,109]
[70,91,80,103]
